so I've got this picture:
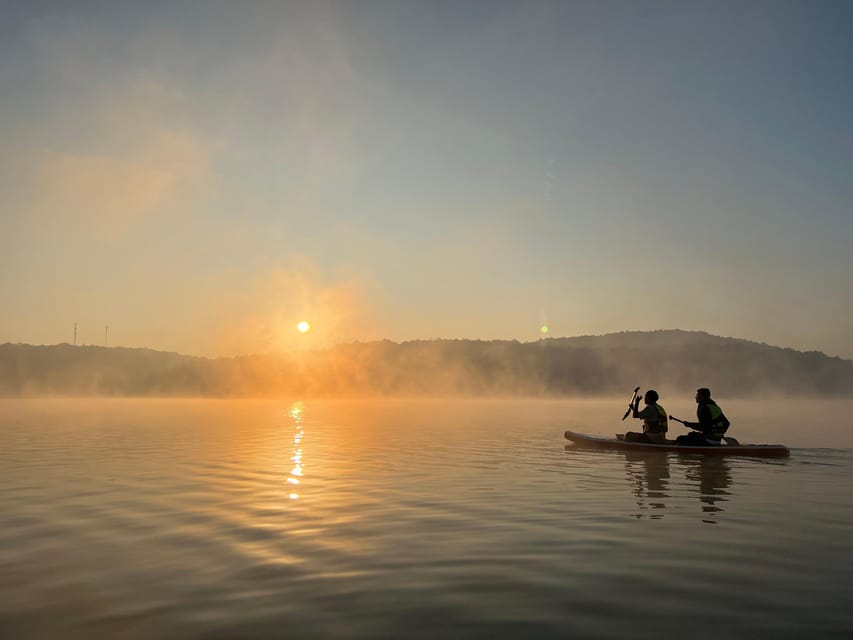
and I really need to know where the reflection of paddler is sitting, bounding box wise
[683,454,733,523]
[624,451,671,517]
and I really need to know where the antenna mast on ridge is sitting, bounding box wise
[74,322,77,346]
[105,325,109,347]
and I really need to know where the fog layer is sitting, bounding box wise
[2,330,851,398]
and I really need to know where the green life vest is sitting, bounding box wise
[707,403,729,439]
[644,403,668,434]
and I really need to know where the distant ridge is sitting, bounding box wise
[2,330,852,397]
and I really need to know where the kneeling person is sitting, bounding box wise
[676,388,731,445]
[625,390,668,444]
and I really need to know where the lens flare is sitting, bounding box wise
[540,325,549,334]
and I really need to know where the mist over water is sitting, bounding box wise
[1,397,852,639]
[5,332,853,398]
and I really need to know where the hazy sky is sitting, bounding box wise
[2,1,852,358]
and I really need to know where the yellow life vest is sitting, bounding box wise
[644,403,668,434]
[707,403,729,439]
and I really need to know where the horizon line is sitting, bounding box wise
[2,328,848,363]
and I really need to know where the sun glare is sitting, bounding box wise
[297,321,310,333]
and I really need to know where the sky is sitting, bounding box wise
[1,1,852,358]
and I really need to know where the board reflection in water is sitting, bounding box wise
[625,452,734,523]
[566,446,737,524]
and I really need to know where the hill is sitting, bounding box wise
[2,330,852,397]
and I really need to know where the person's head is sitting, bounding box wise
[644,389,659,405]
[695,388,711,403]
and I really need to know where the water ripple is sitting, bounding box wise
[0,398,851,639]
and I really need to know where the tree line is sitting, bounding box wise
[1,330,851,397]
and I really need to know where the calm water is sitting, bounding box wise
[1,398,852,639]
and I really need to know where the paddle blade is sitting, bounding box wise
[621,387,640,420]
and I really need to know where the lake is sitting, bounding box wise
[1,397,852,639]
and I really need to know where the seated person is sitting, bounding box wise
[676,388,731,445]
[624,389,668,444]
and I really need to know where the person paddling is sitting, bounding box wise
[624,389,668,444]
[675,388,731,445]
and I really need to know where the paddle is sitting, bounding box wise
[669,415,740,445]
[622,387,640,421]
[668,415,689,427]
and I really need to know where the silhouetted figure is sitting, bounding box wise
[676,388,731,445]
[624,389,669,444]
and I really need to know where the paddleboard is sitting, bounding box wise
[564,430,790,457]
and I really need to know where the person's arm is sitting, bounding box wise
[633,405,656,420]
[683,404,710,430]
[694,404,714,434]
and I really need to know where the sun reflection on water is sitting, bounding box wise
[288,402,305,499]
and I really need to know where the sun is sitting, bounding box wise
[297,321,311,334]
